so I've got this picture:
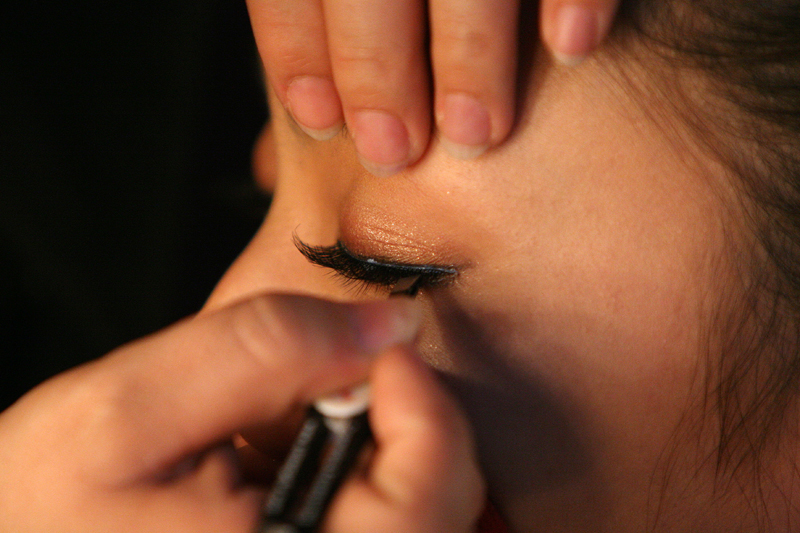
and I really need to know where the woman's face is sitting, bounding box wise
[206,49,744,532]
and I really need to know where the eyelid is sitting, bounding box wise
[344,242,458,279]
[293,236,458,292]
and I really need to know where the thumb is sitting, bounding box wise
[8,293,420,487]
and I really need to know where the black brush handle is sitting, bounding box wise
[262,409,329,523]
[294,412,372,532]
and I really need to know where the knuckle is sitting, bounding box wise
[266,28,323,68]
[59,367,148,482]
[335,45,393,79]
[437,25,493,62]
[274,47,322,76]
[332,46,416,98]
[228,295,349,374]
[62,369,122,439]
[227,296,288,370]
[260,22,328,84]
[435,13,495,64]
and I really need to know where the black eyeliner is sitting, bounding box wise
[293,236,457,292]
[259,277,418,532]
[258,386,372,533]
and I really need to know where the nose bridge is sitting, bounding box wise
[204,167,355,311]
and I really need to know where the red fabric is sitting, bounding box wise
[477,500,509,533]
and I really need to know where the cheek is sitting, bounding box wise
[414,242,717,521]
[410,162,730,517]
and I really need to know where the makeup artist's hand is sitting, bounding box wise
[320,347,486,533]
[0,293,483,533]
[247,0,620,175]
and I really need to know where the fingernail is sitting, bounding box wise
[285,76,344,141]
[350,109,411,176]
[437,93,491,160]
[551,4,600,66]
[347,299,421,354]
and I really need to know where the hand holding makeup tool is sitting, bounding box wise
[258,384,371,533]
[258,276,420,533]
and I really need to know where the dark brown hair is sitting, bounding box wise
[611,0,800,524]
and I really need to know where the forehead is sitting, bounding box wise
[266,49,741,340]
[264,46,741,271]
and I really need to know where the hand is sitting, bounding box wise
[247,0,621,175]
[0,294,483,532]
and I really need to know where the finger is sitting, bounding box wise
[323,0,431,176]
[178,443,241,491]
[43,294,421,485]
[325,348,485,533]
[247,0,344,140]
[430,0,520,160]
[540,0,621,66]
[120,446,264,533]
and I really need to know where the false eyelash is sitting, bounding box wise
[293,236,458,294]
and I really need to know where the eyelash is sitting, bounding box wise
[294,236,458,295]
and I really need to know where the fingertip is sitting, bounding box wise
[428,0,519,162]
[285,76,344,141]
[346,298,422,355]
[364,350,485,528]
[550,4,598,65]
[349,109,417,177]
[436,93,491,160]
[368,348,474,481]
[370,348,443,419]
[542,2,617,66]
[319,350,484,532]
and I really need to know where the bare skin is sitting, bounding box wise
[207,41,798,531]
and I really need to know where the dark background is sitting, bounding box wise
[0,0,269,410]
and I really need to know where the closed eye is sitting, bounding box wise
[293,236,458,295]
